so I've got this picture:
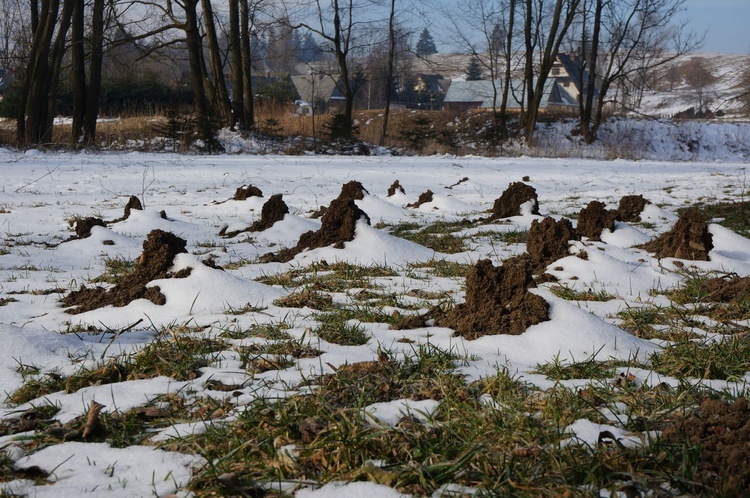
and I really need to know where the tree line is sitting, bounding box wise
[0,0,701,148]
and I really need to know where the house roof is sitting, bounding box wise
[290,74,339,104]
[443,79,557,109]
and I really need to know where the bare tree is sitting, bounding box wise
[575,0,702,143]
[287,0,376,139]
[17,0,75,145]
[521,0,581,144]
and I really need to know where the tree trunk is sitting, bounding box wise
[84,0,106,146]
[228,0,244,129]
[379,0,396,146]
[183,0,208,119]
[18,0,58,145]
[201,0,233,126]
[523,0,579,144]
[71,0,86,144]
[240,0,254,131]
[580,0,602,144]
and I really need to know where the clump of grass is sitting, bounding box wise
[91,255,137,284]
[223,302,267,315]
[407,259,473,278]
[385,221,470,253]
[236,338,321,372]
[684,201,750,238]
[649,335,750,381]
[178,345,712,497]
[534,350,626,381]
[312,313,369,345]
[219,322,292,340]
[274,289,335,311]
[7,327,226,405]
[551,283,616,302]
[476,228,529,244]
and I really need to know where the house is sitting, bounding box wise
[442,79,531,112]
[290,73,344,114]
[410,74,451,108]
[551,53,597,104]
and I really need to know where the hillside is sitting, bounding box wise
[409,51,750,119]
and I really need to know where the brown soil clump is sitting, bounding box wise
[617,195,650,222]
[339,180,369,201]
[640,208,713,260]
[233,185,263,200]
[407,190,434,208]
[273,184,371,263]
[62,230,188,314]
[248,194,288,231]
[576,200,619,241]
[690,275,750,303]
[491,182,540,219]
[110,195,144,223]
[221,194,289,237]
[122,195,143,219]
[73,217,106,238]
[436,257,548,339]
[526,217,577,269]
[387,180,405,197]
[662,397,750,495]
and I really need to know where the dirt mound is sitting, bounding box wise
[436,257,548,339]
[110,195,144,223]
[490,182,540,219]
[273,185,371,263]
[662,397,750,495]
[221,194,289,237]
[387,180,405,197]
[407,190,434,208]
[248,194,289,231]
[640,208,713,260]
[691,275,750,303]
[576,200,619,241]
[233,185,263,200]
[617,195,650,222]
[73,217,106,239]
[526,217,577,269]
[62,230,188,314]
[339,180,369,201]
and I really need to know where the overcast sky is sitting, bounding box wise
[684,0,750,54]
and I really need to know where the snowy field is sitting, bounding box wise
[1,148,749,496]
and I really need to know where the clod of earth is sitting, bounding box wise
[233,185,263,200]
[73,217,106,239]
[387,180,405,197]
[62,229,188,314]
[109,195,144,223]
[221,194,289,237]
[407,190,434,208]
[662,397,750,495]
[689,274,750,303]
[576,200,619,241]
[309,180,368,218]
[436,257,548,339]
[640,208,713,260]
[271,184,371,263]
[338,180,369,201]
[526,217,576,270]
[618,195,651,222]
[491,182,540,219]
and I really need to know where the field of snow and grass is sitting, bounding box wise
[1,146,750,497]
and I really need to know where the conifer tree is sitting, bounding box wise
[415,28,438,57]
[465,57,484,80]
